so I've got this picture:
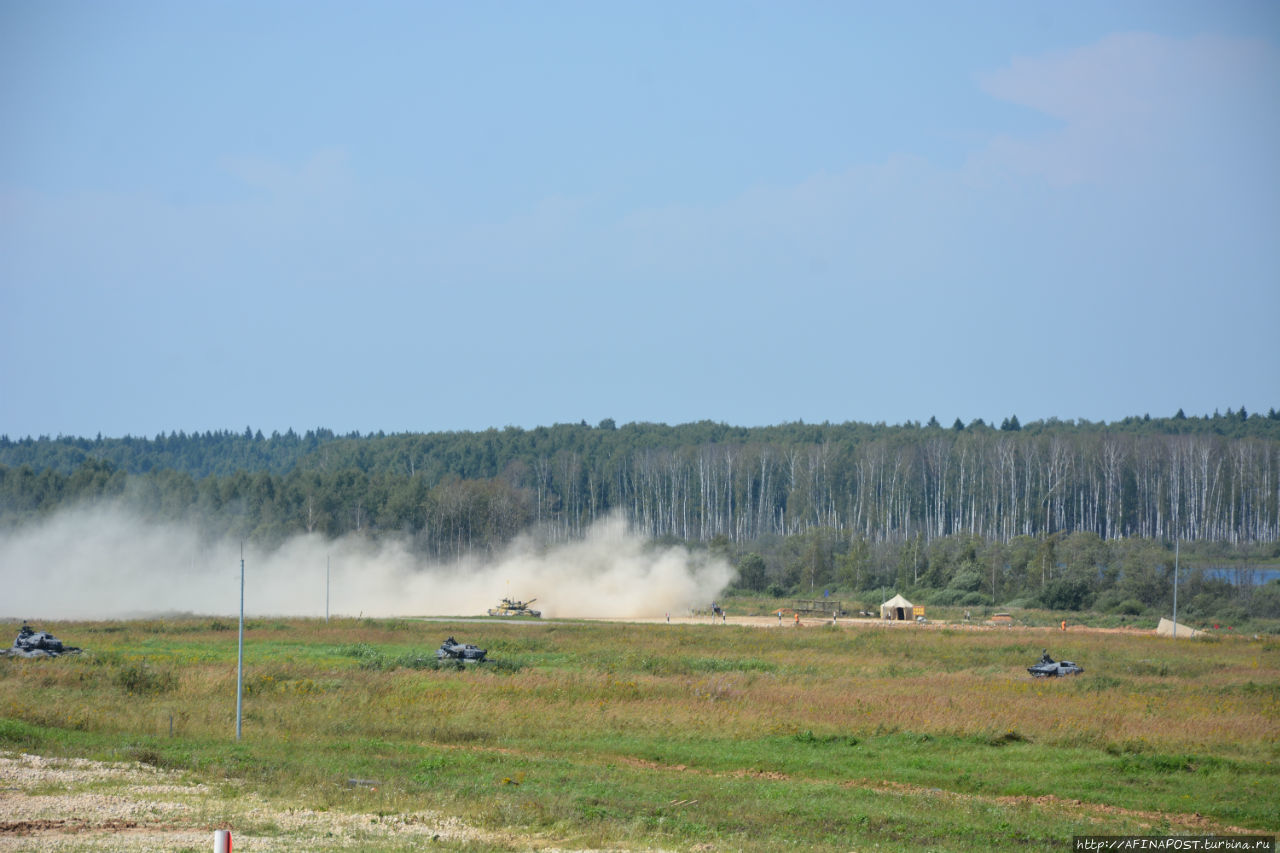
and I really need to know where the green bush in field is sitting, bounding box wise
[114,661,177,695]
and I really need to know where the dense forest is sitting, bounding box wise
[2,410,1279,622]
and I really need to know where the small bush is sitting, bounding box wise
[793,730,859,747]
[1041,578,1093,611]
[482,658,524,674]
[1082,674,1124,692]
[929,588,966,606]
[0,717,41,747]
[337,643,385,667]
[115,662,177,695]
[1116,753,1202,774]
[127,746,166,767]
[985,729,1029,746]
[1107,598,1144,616]
[948,569,985,593]
[1089,589,1160,618]
[1125,660,1171,677]
[391,652,439,670]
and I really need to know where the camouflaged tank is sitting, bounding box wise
[487,597,541,618]
[436,637,486,662]
[3,625,82,658]
[1027,649,1083,677]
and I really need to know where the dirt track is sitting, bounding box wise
[0,752,623,852]
[585,613,1153,635]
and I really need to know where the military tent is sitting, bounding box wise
[880,593,914,621]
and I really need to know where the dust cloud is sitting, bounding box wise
[0,505,736,621]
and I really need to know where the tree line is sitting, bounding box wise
[3,411,1278,621]
[2,410,1279,552]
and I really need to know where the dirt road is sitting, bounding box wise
[0,752,563,852]
[585,612,1150,636]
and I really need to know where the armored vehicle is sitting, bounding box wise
[488,597,541,618]
[1027,649,1083,677]
[3,624,82,658]
[436,637,486,662]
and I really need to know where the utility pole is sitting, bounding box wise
[236,544,244,740]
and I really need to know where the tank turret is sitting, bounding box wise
[436,637,487,662]
[487,597,541,617]
[1027,649,1083,677]
[3,624,81,658]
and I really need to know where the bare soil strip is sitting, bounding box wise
[0,752,601,852]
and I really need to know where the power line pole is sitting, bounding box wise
[236,544,244,740]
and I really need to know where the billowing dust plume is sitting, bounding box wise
[0,505,736,620]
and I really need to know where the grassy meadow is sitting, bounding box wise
[1,614,1277,851]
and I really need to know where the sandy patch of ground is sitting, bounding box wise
[0,751,623,852]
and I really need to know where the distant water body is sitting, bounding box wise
[1203,568,1280,585]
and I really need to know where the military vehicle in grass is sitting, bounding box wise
[3,624,82,658]
[1027,649,1083,677]
[436,637,487,662]
[487,597,541,618]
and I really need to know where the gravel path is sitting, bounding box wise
[0,751,492,851]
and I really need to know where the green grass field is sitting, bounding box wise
[1,615,1277,851]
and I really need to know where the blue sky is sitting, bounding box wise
[2,1,1277,438]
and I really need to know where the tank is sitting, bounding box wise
[1027,649,1083,677]
[3,624,82,658]
[487,597,541,618]
[436,637,486,662]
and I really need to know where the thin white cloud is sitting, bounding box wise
[975,33,1280,186]
[221,148,354,199]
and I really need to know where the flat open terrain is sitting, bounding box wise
[1,615,1277,851]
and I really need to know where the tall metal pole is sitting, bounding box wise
[236,544,244,740]
[1172,540,1179,640]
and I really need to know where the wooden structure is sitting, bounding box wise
[792,599,846,617]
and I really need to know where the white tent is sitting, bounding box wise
[880,593,914,621]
